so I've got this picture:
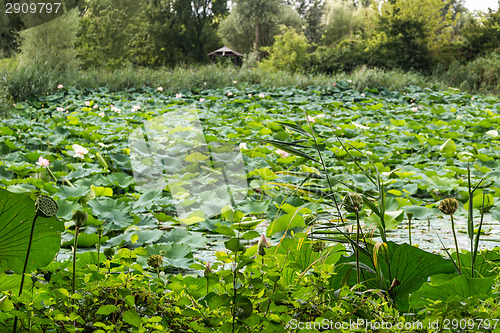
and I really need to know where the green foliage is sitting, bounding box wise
[17,9,80,73]
[219,0,302,54]
[260,27,310,72]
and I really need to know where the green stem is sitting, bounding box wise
[450,214,461,273]
[13,214,39,333]
[46,167,58,183]
[355,208,361,288]
[72,227,79,294]
[408,216,412,246]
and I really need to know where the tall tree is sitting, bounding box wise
[219,0,302,54]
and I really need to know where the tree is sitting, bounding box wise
[17,8,80,73]
[260,26,310,72]
[374,0,460,68]
[219,1,302,54]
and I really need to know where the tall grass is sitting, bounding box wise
[0,54,498,104]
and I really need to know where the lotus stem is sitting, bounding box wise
[72,226,80,294]
[450,214,461,273]
[13,214,39,333]
[355,208,361,287]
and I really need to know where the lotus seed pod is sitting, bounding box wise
[35,195,58,218]
[159,250,166,257]
[438,198,458,216]
[103,247,115,260]
[304,214,316,226]
[343,192,363,213]
[311,241,326,252]
[147,254,163,269]
[257,234,269,256]
[72,210,88,228]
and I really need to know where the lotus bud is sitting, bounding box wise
[72,210,88,228]
[438,198,458,216]
[35,195,58,218]
[343,192,363,213]
[304,214,316,226]
[204,262,212,277]
[258,234,269,256]
[311,241,326,252]
[147,254,163,269]
[103,247,115,260]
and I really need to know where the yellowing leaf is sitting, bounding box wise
[185,152,208,163]
[91,185,113,197]
[67,116,80,125]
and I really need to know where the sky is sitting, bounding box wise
[464,0,499,12]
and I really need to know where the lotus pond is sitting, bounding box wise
[0,83,499,332]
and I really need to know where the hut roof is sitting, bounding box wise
[207,46,242,57]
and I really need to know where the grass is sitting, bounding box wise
[0,53,498,106]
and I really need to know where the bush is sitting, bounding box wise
[307,40,371,74]
[259,26,310,72]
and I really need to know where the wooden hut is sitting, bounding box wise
[207,46,243,66]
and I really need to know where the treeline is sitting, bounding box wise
[0,0,498,72]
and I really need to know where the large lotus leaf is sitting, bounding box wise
[137,243,193,269]
[329,241,455,311]
[453,249,500,278]
[0,189,64,274]
[409,274,495,309]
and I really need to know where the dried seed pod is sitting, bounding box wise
[304,214,316,226]
[35,195,58,218]
[103,247,115,260]
[438,198,458,216]
[147,254,163,269]
[343,192,363,213]
[311,241,326,252]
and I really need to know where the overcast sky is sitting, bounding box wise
[464,0,499,12]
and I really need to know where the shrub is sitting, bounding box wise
[259,26,310,73]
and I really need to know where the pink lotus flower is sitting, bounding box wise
[36,156,50,167]
[348,80,352,83]
[131,105,141,112]
[361,94,365,97]
[471,97,475,100]
[276,149,289,158]
[72,144,89,159]
[176,93,183,98]
[258,234,269,255]
[93,104,99,109]
[111,105,121,113]
[258,93,265,98]
[57,107,65,112]
[57,84,64,89]
[333,83,337,86]
[248,94,253,98]
[157,86,163,92]
[233,80,238,84]
[239,142,247,150]
[98,112,105,117]
[411,107,418,112]
[199,98,206,102]
[316,113,325,118]
[85,101,91,106]
[227,92,233,97]
[307,115,316,123]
